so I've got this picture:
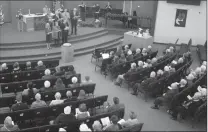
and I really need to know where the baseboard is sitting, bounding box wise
[153,41,197,48]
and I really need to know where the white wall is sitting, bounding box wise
[154,1,207,45]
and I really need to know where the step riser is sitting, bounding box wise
[0,29,107,46]
[0,32,108,50]
[0,40,121,63]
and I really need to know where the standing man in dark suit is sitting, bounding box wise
[59,18,66,44]
[79,2,86,21]
[70,8,79,35]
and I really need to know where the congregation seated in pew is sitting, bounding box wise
[36,61,46,70]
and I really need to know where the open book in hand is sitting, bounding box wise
[187,95,192,100]
[118,119,125,125]
[101,117,110,126]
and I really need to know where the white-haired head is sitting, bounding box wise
[142,48,147,53]
[151,58,157,64]
[180,79,187,87]
[37,61,43,66]
[157,69,164,76]
[138,61,143,67]
[127,50,132,55]
[92,121,102,131]
[150,71,156,78]
[195,67,202,75]
[35,93,41,101]
[71,77,78,84]
[1,63,7,69]
[136,48,141,54]
[166,49,171,53]
[171,60,177,65]
[178,58,184,64]
[44,69,51,75]
[79,123,91,132]
[66,91,72,98]
[64,106,71,115]
[202,61,207,66]
[44,80,51,88]
[55,92,61,100]
[59,128,67,132]
[148,45,152,49]
[164,66,170,72]
[186,74,195,81]
[170,82,178,90]
[201,65,206,73]
[131,63,136,69]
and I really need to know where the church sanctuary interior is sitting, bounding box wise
[0,0,207,131]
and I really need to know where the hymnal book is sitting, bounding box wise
[101,117,110,126]
[118,119,125,124]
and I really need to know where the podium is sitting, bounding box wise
[60,43,74,64]
[124,31,154,49]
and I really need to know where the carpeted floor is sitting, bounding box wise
[63,45,206,131]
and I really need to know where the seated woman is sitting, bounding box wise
[49,92,64,106]
[114,63,137,86]
[76,103,90,119]
[92,120,103,131]
[126,50,133,61]
[12,62,21,73]
[64,91,77,102]
[77,90,86,100]
[0,116,20,131]
[156,69,164,80]
[141,48,147,56]
[25,61,32,70]
[53,78,66,90]
[120,112,139,128]
[22,82,39,98]
[134,48,142,59]
[36,60,46,70]
[68,77,80,88]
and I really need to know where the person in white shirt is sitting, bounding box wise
[49,92,64,106]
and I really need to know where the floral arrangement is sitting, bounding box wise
[78,19,102,28]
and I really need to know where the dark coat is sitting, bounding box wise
[54,113,77,124]
[11,102,29,111]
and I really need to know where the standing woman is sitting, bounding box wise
[45,21,52,49]
[64,20,69,43]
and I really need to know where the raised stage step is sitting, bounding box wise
[0,34,123,63]
[0,29,108,50]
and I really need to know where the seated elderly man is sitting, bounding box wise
[178,79,187,92]
[40,80,54,92]
[68,77,80,88]
[170,86,207,120]
[175,57,184,70]
[200,65,206,75]
[134,48,142,59]
[36,60,46,70]
[136,61,143,71]
[186,73,195,87]
[1,63,8,73]
[151,57,158,65]
[0,116,20,131]
[92,120,103,131]
[11,94,28,111]
[120,111,139,128]
[49,92,64,106]
[31,93,47,109]
[147,45,152,54]
[42,69,56,80]
[108,97,125,112]
[141,48,147,56]
[156,69,164,79]
[151,82,179,109]
[126,50,133,61]
[114,63,137,86]
[131,71,157,96]
[13,62,21,73]
[163,66,170,77]
[54,106,77,124]
[169,46,175,53]
[202,61,207,66]
[25,61,32,70]
[64,91,77,103]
